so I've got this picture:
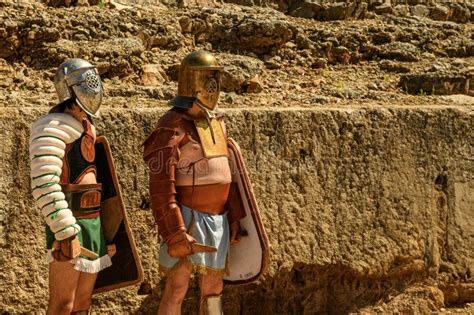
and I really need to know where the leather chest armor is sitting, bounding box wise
[60,118,96,185]
[143,108,246,244]
[60,117,101,217]
[175,118,232,187]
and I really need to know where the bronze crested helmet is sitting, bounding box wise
[169,50,222,111]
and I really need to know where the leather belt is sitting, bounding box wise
[61,183,102,219]
[177,183,230,215]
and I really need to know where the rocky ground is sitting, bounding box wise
[0,1,472,111]
[0,0,473,314]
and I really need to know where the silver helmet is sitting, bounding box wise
[54,58,103,117]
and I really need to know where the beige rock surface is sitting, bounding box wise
[1,104,473,314]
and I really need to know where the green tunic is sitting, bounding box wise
[46,216,108,260]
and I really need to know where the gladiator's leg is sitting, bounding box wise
[199,274,224,315]
[199,295,223,315]
[47,261,80,315]
[158,263,192,315]
[72,271,98,312]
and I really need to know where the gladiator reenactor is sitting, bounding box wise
[29,59,142,314]
[143,51,269,314]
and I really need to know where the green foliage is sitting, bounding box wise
[97,0,106,9]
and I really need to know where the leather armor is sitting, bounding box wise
[60,118,97,185]
[60,117,101,218]
[143,108,246,245]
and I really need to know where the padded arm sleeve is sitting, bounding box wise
[29,113,84,241]
[143,126,187,244]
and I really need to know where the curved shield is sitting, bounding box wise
[93,136,144,294]
[224,138,270,285]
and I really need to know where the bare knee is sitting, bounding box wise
[199,275,223,297]
[73,272,97,312]
[73,289,92,307]
[165,279,189,304]
[72,296,92,313]
[48,298,74,315]
[159,264,192,314]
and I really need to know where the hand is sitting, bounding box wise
[52,236,81,262]
[230,221,242,245]
[167,232,196,258]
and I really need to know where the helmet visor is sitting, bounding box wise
[192,69,220,110]
[67,68,103,117]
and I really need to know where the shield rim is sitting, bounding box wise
[92,136,144,294]
[224,137,270,285]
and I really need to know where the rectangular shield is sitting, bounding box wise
[93,136,144,294]
[224,138,270,285]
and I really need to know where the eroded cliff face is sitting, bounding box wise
[0,0,473,314]
[1,106,472,313]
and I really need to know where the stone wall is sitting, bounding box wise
[1,105,472,313]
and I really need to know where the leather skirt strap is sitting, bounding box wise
[62,183,102,215]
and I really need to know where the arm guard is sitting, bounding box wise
[29,113,83,241]
[143,112,186,244]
